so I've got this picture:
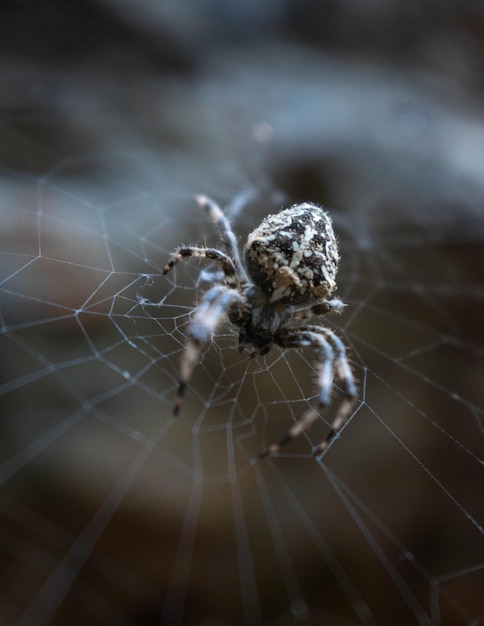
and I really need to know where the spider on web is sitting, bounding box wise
[163,196,357,457]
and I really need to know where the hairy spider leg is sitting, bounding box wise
[290,298,347,321]
[259,330,335,457]
[162,246,240,289]
[196,195,249,286]
[304,325,358,456]
[173,285,245,416]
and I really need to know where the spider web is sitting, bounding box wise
[1,5,484,626]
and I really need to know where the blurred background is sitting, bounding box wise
[0,1,483,625]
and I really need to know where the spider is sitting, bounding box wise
[163,195,357,458]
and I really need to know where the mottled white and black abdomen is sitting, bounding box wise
[244,203,340,305]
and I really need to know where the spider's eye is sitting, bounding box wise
[244,203,340,305]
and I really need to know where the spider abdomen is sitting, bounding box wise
[244,203,340,305]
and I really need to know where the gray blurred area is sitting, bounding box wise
[0,2,483,625]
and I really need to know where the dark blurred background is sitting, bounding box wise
[0,2,483,625]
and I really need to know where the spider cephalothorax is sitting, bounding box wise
[163,196,357,457]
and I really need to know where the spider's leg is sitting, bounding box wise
[304,325,357,457]
[259,330,335,457]
[173,285,244,416]
[290,298,346,322]
[196,195,249,286]
[163,246,239,288]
